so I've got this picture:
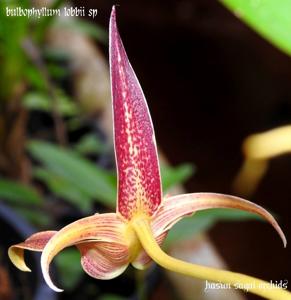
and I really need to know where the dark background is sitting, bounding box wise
[77,1,291,299]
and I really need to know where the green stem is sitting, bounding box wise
[132,217,291,300]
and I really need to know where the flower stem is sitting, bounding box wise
[132,217,291,300]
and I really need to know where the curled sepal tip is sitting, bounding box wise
[8,231,56,272]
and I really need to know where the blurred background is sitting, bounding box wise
[0,0,290,299]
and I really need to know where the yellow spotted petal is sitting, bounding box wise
[110,6,162,220]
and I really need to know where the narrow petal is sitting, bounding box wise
[152,193,286,247]
[78,241,129,279]
[40,213,127,292]
[132,216,291,300]
[234,125,291,196]
[8,231,56,272]
[110,6,162,220]
[233,158,269,196]
[243,125,291,159]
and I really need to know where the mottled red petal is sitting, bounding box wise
[110,6,162,220]
[152,193,286,246]
[8,231,56,272]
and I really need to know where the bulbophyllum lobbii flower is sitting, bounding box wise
[234,125,291,196]
[9,7,290,300]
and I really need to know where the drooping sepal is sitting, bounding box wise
[40,213,129,292]
[8,214,131,292]
[152,193,286,246]
[110,6,162,220]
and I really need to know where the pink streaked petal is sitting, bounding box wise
[96,241,130,263]
[8,231,56,272]
[110,6,162,220]
[131,232,167,270]
[78,242,129,280]
[40,213,127,292]
[152,193,287,246]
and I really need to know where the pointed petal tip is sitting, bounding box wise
[282,235,287,248]
[109,5,119,63]
[111,5,116,17]
[41,255,63,293]
[274,224,287,248]
[110,5,117,32]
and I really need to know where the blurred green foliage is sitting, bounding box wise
[0,179,42,205]
[28,140,195,211]
[55,248,83,291]
[23,91,78,116]
[28,140,117,209]
[165,208,261,247]
[221,0,291,56]
[74,133,107,155]
[0,0,28,100]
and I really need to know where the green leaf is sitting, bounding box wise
[47,63,69,79]
[55,248,83,290]
[15,208,51,226]
[221,0,291,56]
[25,66,47,90]
[28,141,116,208]
[196,208,261,221]
[34,168,93,212]
[23,92,50,111]
[43,47,69,61]
[165,208,261,247]
[161,163,194,192]
[23,91,79,116]
[74,133,107,155]
[164,215,214,248]
[0,179,42,205]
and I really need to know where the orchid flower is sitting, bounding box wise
[234,125,291,196]
[9,7,290,300]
